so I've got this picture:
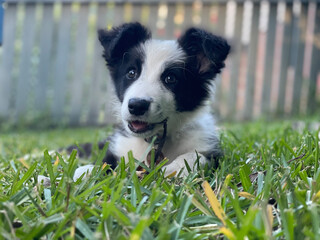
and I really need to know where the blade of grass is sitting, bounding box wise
[202,181,226,225]
[219,227,236,240]
[171,195,193,240]
[141,159,168,186]
[129,217,151,240]
[153,190,172,221]
[239,165,252,192]
[42,213,65,225]
[19,158,30,169]
[67,150,78,179]
[55,152,67,169]
[120,157,126,179]
[238,192,255,200]
[44,150,56,193]
[280,139,296,157]
[11,162,37,195]
[220,174,233,197]
[95,142,109,168]
[184,159,192,173]
[76,219,96,240]
[188,192,212,216]
[44,188,52,211]
[315,130,319,172]
[77,177,111,199]
[128,151,142,201]
[9,203,30,228]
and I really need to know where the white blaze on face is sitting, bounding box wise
[121,40,186,125]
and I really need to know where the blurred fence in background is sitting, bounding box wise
[0,1,3,45]
[0,0,319,127]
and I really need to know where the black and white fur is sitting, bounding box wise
[73,23,230,180]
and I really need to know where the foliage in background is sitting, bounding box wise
[0,120,320,239]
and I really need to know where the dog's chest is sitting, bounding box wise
[111,126,209,165]
[111,132,193,164]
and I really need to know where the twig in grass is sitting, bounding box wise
[24,187,47,217]
[65,182,71,212]
[154,119,168,163]
[287,153,306,163]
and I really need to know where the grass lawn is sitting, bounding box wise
[0,120,320,239]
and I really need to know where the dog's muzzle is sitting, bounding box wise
[128,120,156,133]
[128,98,151,116]
[127,97,157,133]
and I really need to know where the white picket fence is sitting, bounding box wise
[0,0,319,127]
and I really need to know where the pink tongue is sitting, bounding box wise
[131,121,148,130]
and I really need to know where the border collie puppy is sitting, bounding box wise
[73,22,230,180]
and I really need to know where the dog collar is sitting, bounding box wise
[144,118,168,163]
[144,134,162,144]
[144,118,168,144]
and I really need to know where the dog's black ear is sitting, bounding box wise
[98,22,151,64]
[178,28,230,77]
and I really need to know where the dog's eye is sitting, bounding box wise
[164,74,176,84]
[126,69,138,79]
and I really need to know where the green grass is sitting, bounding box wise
[0,120,319,239]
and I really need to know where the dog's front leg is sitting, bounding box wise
[163,152,207,177]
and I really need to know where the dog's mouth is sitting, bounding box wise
[128,121,155,133]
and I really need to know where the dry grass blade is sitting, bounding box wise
[202,181,226,225]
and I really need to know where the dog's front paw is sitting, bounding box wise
[73,164,94,182]
[37,175,51,187]
[163,152,206,177]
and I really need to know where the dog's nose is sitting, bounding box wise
[128,98,151,116]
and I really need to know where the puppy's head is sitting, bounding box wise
[98,23,230,138]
